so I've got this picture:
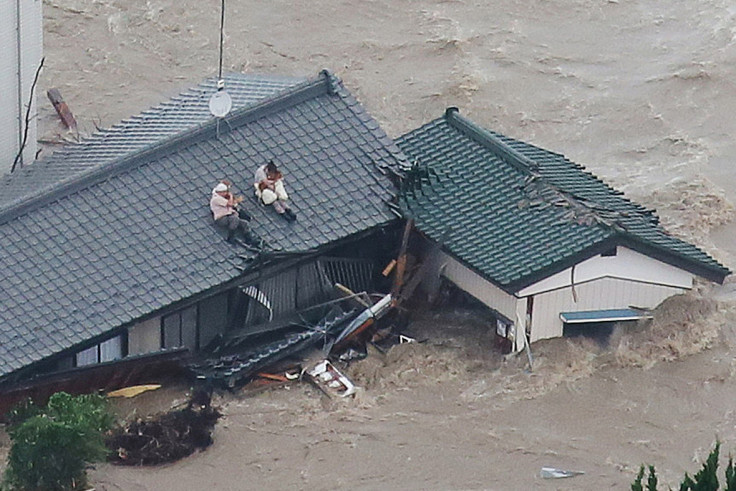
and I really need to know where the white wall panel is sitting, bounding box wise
[0,0,43,175]
[419,244,692,347]
[430,250,517,321]
[529,277,685,341]
[518,247,694,297]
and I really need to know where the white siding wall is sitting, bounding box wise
[432,250,518,322]
[518,247,693,297]
[0,0,43,175]
[529,277,686,341]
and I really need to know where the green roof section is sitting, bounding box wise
[396,108,729,291]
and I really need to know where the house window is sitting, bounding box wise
[128,317,162,356]
[75,335,124,367]
[198,292,229,349]
[162,305,198,350]
[601,246,617,257]
[76,346,97,367]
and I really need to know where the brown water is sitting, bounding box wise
[90,300,736,490]
[33,0,736,488]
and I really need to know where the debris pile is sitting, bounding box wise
[185,220,425,396]
[189,308,356,389]
[107,391,220,466]
[187,287,402,395]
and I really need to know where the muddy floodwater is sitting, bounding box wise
[29,0,736,489]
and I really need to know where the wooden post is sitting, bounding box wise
[391,219,413,300]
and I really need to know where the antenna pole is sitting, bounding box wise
[209,0,232,119]
[218,0,225,82]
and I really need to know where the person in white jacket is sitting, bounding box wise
[254,160,296,221]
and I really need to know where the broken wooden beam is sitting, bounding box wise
[396,259,431,305]
[47,88,77,131]
[391,219,413,299]
[382,259,397,277]
[334,283,371,308]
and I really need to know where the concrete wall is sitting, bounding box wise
[0,0,43,175]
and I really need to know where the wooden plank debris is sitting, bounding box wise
[47,88,78,131]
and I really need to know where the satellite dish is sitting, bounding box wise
[209,90,232,118]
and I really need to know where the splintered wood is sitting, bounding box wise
[47,88,78,131]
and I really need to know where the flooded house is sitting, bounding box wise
[0,70,406,407]
[397,108,730,351]
[2,66,727,410]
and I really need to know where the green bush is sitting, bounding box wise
[632,465,658,491]
[632,442,736,491]
[3,392,115,491]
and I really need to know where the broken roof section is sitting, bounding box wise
[0,73,307,211]
[397,108,729,291]
[0,70,405,381]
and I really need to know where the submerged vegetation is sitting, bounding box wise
[632,442,736,491]
[2,392,114,491]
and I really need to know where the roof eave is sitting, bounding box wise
[502,236,623,293]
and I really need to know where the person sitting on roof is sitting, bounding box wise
[254,160,296,221]
[210,181,258,245]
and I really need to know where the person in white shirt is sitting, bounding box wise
[254,160,296,221]
[210,181,257,244]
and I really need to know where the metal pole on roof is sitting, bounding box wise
[209,0,232,119]
[15,0,24,169]
[218,0,225,81]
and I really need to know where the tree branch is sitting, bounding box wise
[11,56,45,173]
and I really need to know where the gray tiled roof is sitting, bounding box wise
[0,70,406,381]
[0,73,307,212]
[397,108,729,291]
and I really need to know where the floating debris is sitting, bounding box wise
[305,359,358,398]
[107,391,220,466]
[540,467,585,479]
[107,384,161,398]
